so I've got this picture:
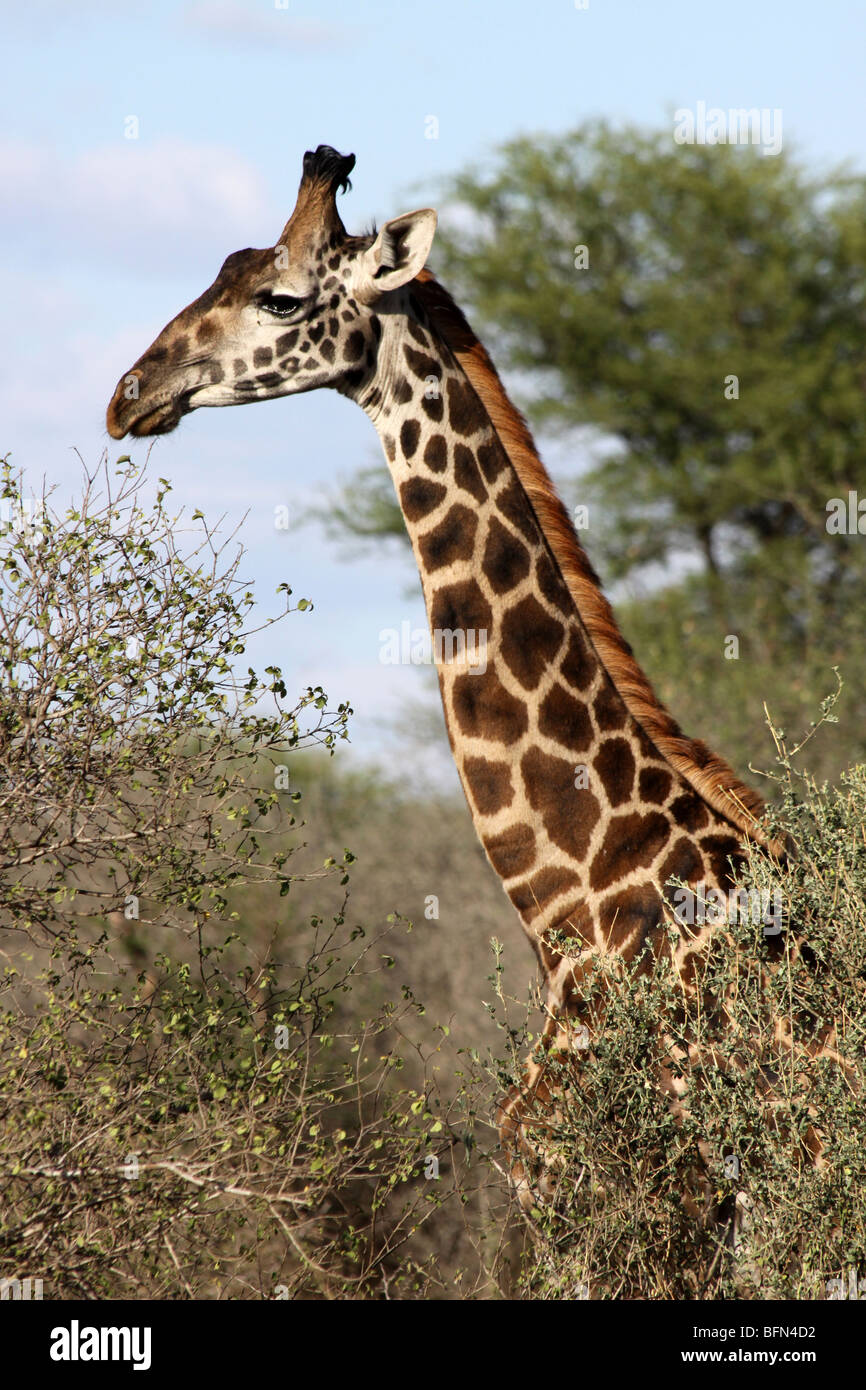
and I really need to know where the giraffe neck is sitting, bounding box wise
[350,286,745,1001]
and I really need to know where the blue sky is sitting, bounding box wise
[2,0,864,774]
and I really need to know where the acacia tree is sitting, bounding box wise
[430,125,866,577]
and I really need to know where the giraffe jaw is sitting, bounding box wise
[108,380,271,439]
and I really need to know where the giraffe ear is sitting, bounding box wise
[355,208,437,302]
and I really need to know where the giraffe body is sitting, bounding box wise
[106,146,789,1211]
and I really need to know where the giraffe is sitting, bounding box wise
[106,144,798,1222]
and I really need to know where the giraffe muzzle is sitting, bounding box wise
[106,375,194,440]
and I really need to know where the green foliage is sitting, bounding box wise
[480,700,866,1300]
[0,911,474,1298]
[0,455,351,940]
[0,457,514,1300]
[615,555,866,785]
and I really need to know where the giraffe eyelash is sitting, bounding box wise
[256,292,305,319]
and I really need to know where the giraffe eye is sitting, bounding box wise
[257,292,304,319]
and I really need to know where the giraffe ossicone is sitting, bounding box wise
[107,144,796,1215]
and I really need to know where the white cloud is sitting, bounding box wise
[0,138,274,273]
[182,1,350,48]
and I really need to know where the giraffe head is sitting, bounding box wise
[106,146,437,439]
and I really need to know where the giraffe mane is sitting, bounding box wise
[413,268,783,854]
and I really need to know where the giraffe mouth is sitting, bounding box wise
[108,389,196,440]
[127,396,189,437]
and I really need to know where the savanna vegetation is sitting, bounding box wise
[1,122,864,1300]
